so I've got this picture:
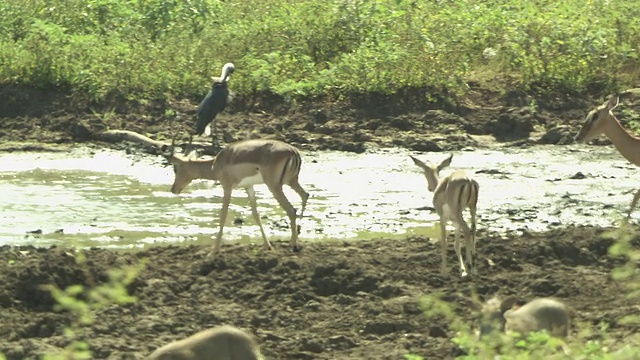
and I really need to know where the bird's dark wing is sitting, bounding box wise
[195,82,229,135]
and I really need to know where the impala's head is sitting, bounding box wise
[161,145,198,194]
[477,296,523,336]
[574,95,619,143]
[410,154,453,192]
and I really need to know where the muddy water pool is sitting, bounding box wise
[0,144,635,248]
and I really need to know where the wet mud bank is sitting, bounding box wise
[3,86,640,155]
[1,225,639,359]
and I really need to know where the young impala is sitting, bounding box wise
[147,325,264,360]
[478,296,571,338]
[410,154,479,277]
[162,139,309,258]
[574,94,640,218]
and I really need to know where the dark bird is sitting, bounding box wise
[194,62,235,146]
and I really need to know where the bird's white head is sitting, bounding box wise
[220,63,235,82]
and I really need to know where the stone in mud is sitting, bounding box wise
[326,335,357,350]
[486,107,535,141]
[389,116,415,131]
[406,138,442,152]
[540,125,575,145]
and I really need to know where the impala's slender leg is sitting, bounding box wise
[245,185,271,250]
[289,180,309,218]
[439,217,448,274]
[628,189,640,218]
[269,185,300,251]
[210,185,233,257]
[469,203,478,274]
[457,216,473,277]
[453,220,469,277]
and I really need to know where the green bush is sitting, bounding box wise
[41,251,143,360]
[406,223,640,359]
[0,0,638,102]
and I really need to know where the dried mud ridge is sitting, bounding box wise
[1,225,639,359]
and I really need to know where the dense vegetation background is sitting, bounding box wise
[0,0,639,104]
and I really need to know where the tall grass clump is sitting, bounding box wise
[0,0,638,103]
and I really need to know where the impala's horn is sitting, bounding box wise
[183,134,194,156]
[160,127,180,159]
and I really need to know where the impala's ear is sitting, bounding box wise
[160,145,182,164]
[438,154,453,172]
[500,296,523,314]
[606,95,619,111]
[410,155,429,171]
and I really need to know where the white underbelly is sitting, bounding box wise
[236,173,264,188]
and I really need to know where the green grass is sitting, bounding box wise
[0,0,638,104]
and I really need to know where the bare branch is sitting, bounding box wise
[95,130,168,148]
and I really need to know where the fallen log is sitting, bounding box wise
[95,129,168,148]
[95,129,219,154]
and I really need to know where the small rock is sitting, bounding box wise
[259,330,287,342]
[429,325,448,338]
[303,300,322,311]
[301,338,324,353]
[389,117,415,131]
[540,125,574,145]
[326,335,357,349]
[340,142,366,153]
[570,172,586,179]
[311,109,328,124]
[407,139,442,152]
[475,169,508,175]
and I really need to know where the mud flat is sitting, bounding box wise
[0,225,638,359]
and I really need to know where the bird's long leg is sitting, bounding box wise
[211,120,220,150]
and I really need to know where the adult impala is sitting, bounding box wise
[162,139,309,258]
[574,94,640,218]
[410,154,479,277]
